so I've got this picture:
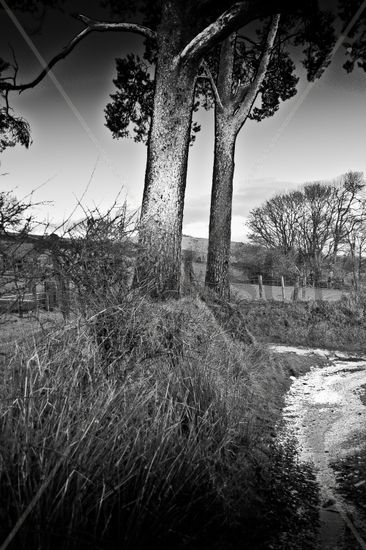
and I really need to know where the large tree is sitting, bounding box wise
[204,8,334,297]
[105,3,334,299]
[0,0,322,298]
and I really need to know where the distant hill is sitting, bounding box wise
[182,235,244,262]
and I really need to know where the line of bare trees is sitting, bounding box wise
[247,171,366,287]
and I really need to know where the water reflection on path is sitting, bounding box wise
[270,344,366,550]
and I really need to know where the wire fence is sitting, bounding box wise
[230,282,349,302]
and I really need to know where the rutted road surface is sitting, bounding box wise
[271,345,366,550]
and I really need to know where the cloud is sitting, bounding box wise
[182,178,299,240]
[183,195,210,226]
[233,177,299,217]
[183,220,209,239]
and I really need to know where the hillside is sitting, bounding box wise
[182,234,243,262]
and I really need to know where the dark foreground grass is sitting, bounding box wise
[0,294,319,550]
[331,444,366,515]
[240,292,366,352]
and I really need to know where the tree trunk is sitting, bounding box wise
[312,251,322,286]
[133,8,196,299]
[205,112,237,299]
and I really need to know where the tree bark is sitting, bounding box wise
[204,18,279,299]
[313,252,322,286]
[132,7,196,298]
[205,111,237,299]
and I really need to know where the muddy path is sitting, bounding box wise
[271,345,366,550]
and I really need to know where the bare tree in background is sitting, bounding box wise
[247,172,365,285]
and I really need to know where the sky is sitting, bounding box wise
[1,0,366,242]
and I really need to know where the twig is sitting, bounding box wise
[201,59,224,111]
[0,2,156,93]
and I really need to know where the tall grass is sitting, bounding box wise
[241,291,366,351]
[0,294,318,549]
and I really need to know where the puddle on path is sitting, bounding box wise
[270,344,366,549]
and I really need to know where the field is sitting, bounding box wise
[231,282,346,302]
[0,311,62,348]
[191,261,347,302]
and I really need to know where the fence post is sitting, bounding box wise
[302,274,306,300]
[182,249,195,294]
[281,276,285,301]
[292,275,300,302]
[258,274,264,299]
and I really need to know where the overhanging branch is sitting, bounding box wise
[0,14,156,93]
[179,2,253,64]
[178,0,283,65]
[76,14,156,41]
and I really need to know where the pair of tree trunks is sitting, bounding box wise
[132,4,249,299]
[0,2,333,301]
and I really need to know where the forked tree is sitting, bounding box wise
[203,8,334,297]
[106,3,334,298]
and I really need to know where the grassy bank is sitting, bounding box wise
[0,294,319,550]
[240,293,366,352]
[330,382,366,526]
[331,446,366,516]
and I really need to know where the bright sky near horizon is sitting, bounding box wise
[1,1,365,242]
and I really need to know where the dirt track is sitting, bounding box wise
[271,345,366,549]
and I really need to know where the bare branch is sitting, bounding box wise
[179,2,255,64]
[235,14,280,122]
[201,60,224,111]
[0,26,91,92]
[76,14,156,41]
[0,14,156,93]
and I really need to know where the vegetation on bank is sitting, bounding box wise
[0,293,319,550]
[331,444,366,518]
[240,292,366,352]
[330,383,366,527]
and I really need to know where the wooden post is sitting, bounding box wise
[45,280,57,310]
[281,276,285,301]
[17,296,23,318]
[182,249,195,294]
[292,275,299,302]
[302,274,306,300]
[258,274,264,300]
[31,281,38,314]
